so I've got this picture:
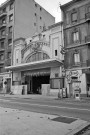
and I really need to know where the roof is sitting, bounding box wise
[60,0,84,10]
[0,0,14,8]
[48,21,63,29]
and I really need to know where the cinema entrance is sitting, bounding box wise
[23,68,50,94]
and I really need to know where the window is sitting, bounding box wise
[16,49,19,64]
[8,52,11,59]
[40,7,42,11]
[55,50,57,56]
[71,12,77,22]
[8,39,12,45]
[88,6,90,13]
[43,53,49,60]
[0,67,3,73]
[0,54,4,60]
[9,14,13,22]
[3,8,6,13]
[43,35,45,39]
[2,18,6,24]
[10,3,13,10]
[1,30,5,36]
[72,31,79,43]
[26,52,50,63]
[35,13,37,16]
[74,53,80,64]
[9,26,12,33]
[35,3,37,7]
[1,42,4,48]
[34,22,36,26]
[40,26,42,29]
[40,17,42,20]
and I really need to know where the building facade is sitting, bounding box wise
[6,22,64,96]
[60,0,90,97]
[0,0,55,93]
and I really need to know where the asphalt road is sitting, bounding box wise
[0,96,90,122]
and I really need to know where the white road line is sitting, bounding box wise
[1,99,90,112]
[0,99,10,102]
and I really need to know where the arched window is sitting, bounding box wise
[26,52,50,63]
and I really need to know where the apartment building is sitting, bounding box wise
[5,22,64,96]
[0,0,55,93]
[60,0,90,97]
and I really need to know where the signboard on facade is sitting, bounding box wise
[69,70,78,77]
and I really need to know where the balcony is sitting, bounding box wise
[0,47,5,52]
[0,23,6,29]
[0,59,4,64]
[85,12,90,21]
[0,11,7,18]
[0,35,6,40]
[85,35,90,43]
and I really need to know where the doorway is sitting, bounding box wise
[32,75,50,94]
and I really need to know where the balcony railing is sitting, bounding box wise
[0,23,6,29]
[85,12,90,21]
[0,48,5,51]
[0,35,6,40]
[85,35,90,43]
[0,11,7,18]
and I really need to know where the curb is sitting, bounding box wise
[74,123,90,135]
[66,122,90,135]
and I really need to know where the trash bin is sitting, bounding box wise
[62,88,67,98]
[74,88,81,100]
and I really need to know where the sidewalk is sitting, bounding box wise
[0,94,90,103]
[0,107,89,135]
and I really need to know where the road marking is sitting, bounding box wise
[1,99,90,112]
[0,99,10,102]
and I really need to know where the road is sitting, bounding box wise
[0,96,90,122]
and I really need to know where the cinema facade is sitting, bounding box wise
[5,22,65,96]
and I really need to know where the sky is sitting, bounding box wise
[0,0,71,22]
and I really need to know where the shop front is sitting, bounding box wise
[6,59,63,96]
[65,69,90,98]
[21,68,50,94]
[0,72,11,94]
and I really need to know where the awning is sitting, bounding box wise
[5,58,63,71]
[23,68,50,76]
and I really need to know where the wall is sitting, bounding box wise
[50,25,63,60]
[50,67,61,78]
[14,0,55,39]
[11,85,27,95]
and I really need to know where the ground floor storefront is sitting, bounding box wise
[0,72,11,94]
[65,68,90,98]
[6,59,65,96]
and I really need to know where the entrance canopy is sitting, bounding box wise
[5,58,63,71]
